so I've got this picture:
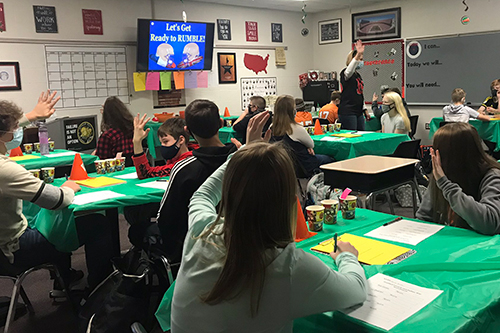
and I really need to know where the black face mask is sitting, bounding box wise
[160,139,180,161]
[492,89,498,97]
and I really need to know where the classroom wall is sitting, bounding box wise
[0,0,313,128]
[312,0,500,144]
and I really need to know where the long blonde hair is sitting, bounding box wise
[384,91,411,132]
[200,142,297,316]
[272,95,296,137]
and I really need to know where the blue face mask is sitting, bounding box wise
[1,127,23,151]
[356,62,364,70]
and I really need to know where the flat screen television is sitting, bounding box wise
[136,19,215,72]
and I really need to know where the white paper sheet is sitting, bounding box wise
[136,180,169,190]
[320,136,345,142]
[352,130,375,134]
[365,220,444,245]
[46,151,77,158]
[114,172,138,179]
[72,190,125,206]
[343,274,443,331]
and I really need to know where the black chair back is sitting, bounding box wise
[409,115,419,139]
[312,117,329,125]
[439,121,455,128]
[391,139,421,159]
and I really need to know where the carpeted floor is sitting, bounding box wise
[1,200,415,333]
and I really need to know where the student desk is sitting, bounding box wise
[11,149,97,170]
[22,167,166,255]
[312,131,410,161]
[429,117,500,151]
[155,208,500,333]
[145,120,242,158]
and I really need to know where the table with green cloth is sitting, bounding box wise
[11,149,98,170]
[155,208,500,332]
[429,117,500,151]
[22,167,167,253]
[312,130,410,160]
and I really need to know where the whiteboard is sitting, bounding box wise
[45,46,130,108]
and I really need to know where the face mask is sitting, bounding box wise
[492,89,498,97]
[356,62,364,70]
[1,127,23,151]
[160,139,180,161]
[381,104,394,113]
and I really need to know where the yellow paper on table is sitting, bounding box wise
[9,155,41,161]
[490,116,500,121]
[331,133,362,138]
[76,177,126,188]
[311,233,411,265]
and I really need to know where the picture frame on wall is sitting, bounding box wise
[352,7,401,42]
[319,18,342,44]
[0,62,21,91]
[217,52,237,84]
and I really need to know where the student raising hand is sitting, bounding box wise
[430,148,445,181]
[26,90,61,122]
[354,39,365,58]
[133,113,151,154]
[245,111,272,144]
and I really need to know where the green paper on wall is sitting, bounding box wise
[160,72,172,90]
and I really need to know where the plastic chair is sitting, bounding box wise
[312,117,329,125]
[0,252,69,333]
[389,139,421,159]
[409,115,419,139]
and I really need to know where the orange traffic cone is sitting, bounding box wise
[224,107,231,117]
[313,119,324,135]
[69,153,90,180]
[8,146,23,157]
[295,197,316,242]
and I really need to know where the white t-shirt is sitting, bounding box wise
[381,112,408,135]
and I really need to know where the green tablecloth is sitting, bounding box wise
[313,131,410,160]
[429,117,500,151]
[145,121,243,158]
[22,167,166,252]
[155,208,500,332]
[12,149,98,170]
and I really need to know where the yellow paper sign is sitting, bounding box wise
[76,177,126,188]
[133,72,146,92]
[9,155,41,161]
[311,233,411,265]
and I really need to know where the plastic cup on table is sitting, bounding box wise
[48,141,55,152]
[305,205,325,231]
[226,119,233,127]
[327,124,335,132]
[321,199,338,224]
[115,157,126,172]
[339,195,357,219]
[321,124,328,133]
[334,123,342,132]
[105,159,116,173]
[29,169,41,179]
[23,143,33,154]
[34,142,40,153]
[94,160,107,175]
[41,167,55,183]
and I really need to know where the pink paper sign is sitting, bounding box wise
[245,21,258,42]
[146,72,160,91]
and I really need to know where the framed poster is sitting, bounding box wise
[33,5,58,33]
[82,9,103,35]
[319,18,342,44]
[0,62,21,91]
[0,3,6,32]
[272,23,282,43]
[241,77,277,110]
[218,53,237,84]
[245,21,258,42]
[217,19,231,40]
[352,7,401,42]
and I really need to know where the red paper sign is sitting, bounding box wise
[245,21,258,42]
[0,3,5,32]
[82,9,103,35]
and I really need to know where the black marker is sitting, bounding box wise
[383,216,403,226]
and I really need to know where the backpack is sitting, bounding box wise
[306,172,342,205]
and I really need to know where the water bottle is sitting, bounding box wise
[311,106,316,116]
[38,120,49,155]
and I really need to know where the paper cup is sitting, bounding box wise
[307,127,314,135]
[105,158,116,173]
[335,123,342,132]
[339,195,357,219]
[94,160,107,175]
[226,119,233,127]
[321,124,328,133]
[41,167,55,183]
[115,157,126,172]
[34,142,40,153]
[321,199,338,224]
[29,169,41,179]
[327,124,335,132]
[306,205,325,231]
[23,143,33,154]
[48,141,55,152]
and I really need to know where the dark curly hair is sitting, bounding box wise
[0,101,23,132]
[101,96,134,136]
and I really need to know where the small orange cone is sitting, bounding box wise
[295,197,316,242]
[313,119,324,135]
[69,153,90,180]
[9,146,23,157]
[224,107,231,117]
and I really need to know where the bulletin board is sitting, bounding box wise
[45,45,130,108]
[240,77,277,110]
[356,40,404,101]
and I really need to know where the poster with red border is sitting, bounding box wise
[82,9,103,35]
[245,21,258,42]
[0,3,6,32]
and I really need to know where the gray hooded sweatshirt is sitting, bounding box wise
[443,103,479,123]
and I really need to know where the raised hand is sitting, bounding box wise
[133,113,151,143]
[246,111,271,144]
[355,39,365,55]
[372,92,379,102]
[26,90,61,122]
[430,148,445,181]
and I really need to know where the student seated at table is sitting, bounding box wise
[156,99,237,266]
[170,125,367,332]
[131,114,197,179]
[294,98,313,126]
[416,123,500,235]
[372,86,411,120]
[318,91,341,124]
[477,79,500,115]
[232,95,272,144]
[94,96,134,162]
[443,88,491,123]
[380,91,411,135]
[0,95,113,292]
